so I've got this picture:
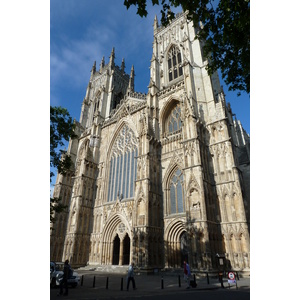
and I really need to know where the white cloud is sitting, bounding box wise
[51,32,105,86]
[51,21,143,97]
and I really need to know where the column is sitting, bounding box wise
[119,239,124,266]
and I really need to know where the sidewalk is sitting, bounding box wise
[50,270,250,300]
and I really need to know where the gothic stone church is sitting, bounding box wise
[50,12,250,273]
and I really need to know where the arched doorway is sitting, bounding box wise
[112,235,120,265]
[180,232,188,264]
[122,233,130,265]
[165,220,188,268]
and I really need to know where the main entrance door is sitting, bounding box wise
[112,233,131,265]
[112,235,120,265]
[122,233,130,265]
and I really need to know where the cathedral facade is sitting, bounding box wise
[50,12,250,273]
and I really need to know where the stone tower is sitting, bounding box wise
[50,12,250,274]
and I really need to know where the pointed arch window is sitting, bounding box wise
[169,169,185,214]
[112,92,124,110]
[168,46,183,82]
[165,103,182,135]
[107,125,138,202]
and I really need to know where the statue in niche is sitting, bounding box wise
[243,253,249,268]
[139,111,147,135]
[233,253,239,268]
[218,123,225,139]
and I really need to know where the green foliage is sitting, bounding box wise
[123,0,250,95]
[50,196,67,224]
[50,106,77,224]
[50,106,76,177]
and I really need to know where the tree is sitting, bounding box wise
[124,0,250,95]
[50,106,77,223]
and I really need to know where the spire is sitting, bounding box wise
[121,58,125,74]
[127,65,135,93]
[109,47,115,68]
[153,15,158,32]
[91,61,96,74]
[130,64,135,78]
[100,56,105,72]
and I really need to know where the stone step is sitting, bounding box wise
[78,264,129,274]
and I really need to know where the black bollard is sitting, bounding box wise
[178,275,181,287]
[236,272,240,281]
[81,275,84,286]
[193,274,196,282]
[93,276,95,288]
[121,277,123,291]
[219,272,224,288]
[161,276,164,289]
[206,272,209,284]
[106,277,109,289]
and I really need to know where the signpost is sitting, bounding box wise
[227,272,237,289]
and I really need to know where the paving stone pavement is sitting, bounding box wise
[50,270,250,300]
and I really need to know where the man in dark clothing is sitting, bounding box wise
[59,260,71,296]
[126,262,136,291]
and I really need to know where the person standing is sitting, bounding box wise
[126,262,136,291]
[183,261,191,289]
[59,260,71,296]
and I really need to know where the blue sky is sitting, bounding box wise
[50,0,250,134]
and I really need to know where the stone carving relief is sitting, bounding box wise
[89,135,100,147]
[138,111,148,136]
[116,222,128,240]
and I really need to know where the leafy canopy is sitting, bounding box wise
[124,0,250,95]
[50,106,77,223]
[50,106,76,178]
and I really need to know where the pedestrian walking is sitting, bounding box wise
[183,261,191,289]
[59,259,72,296]
[126,262,136,291]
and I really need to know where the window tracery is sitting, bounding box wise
[168,46,183,82]
[165,103,182,135]
[169,169,185,214]
[107,125,138,202]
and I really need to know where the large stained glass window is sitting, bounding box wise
[107,125,138,202]
[170,169,185,214]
